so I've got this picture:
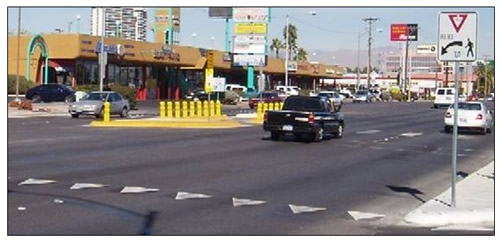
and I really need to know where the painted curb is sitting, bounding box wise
[90,119,241,129]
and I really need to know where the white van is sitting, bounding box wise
[225,84,247,93]
[434,88,455,108]
[275,85,300,96]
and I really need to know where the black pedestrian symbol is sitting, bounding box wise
[466,38,474,57]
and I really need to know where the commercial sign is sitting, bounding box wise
[209,7,232,18]
[233,34,266,44]
[95,42,125,55]
[205,68,214,93]
[234,23,267,34]
[207,50,215,69]
[416,45,438,54]
[438,12,477,62]
[233,43,266,54]
[390,24,418,41]
[233,54,267,66]
[287,61,297,71]
[210,77,226,92]
[233,8,269,22]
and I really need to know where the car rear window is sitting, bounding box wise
[458,103,482,110]
[283,98,324,111]
[446,89,454,95]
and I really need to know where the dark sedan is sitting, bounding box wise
[249,91,283,109]
[25,84,75,103]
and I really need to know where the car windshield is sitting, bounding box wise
[356,91,367,95]
[83,93,107,101]
[458,103,482,110]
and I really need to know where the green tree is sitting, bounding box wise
[282,24,298,60]
[270,38,284,58]
[294,48,308,61]
[474,62,495,93]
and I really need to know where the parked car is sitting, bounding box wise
[317,91,343,111]
[263,96,344,142]
[249,91,283,109]
[434,88,455,108]
[444,101,493,135]
[25,84,75,103]
[68,91,129,118]
[339,88,353,99]
[275,85,300,96]
[353,90,375,103]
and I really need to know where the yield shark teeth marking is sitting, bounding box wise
[70,183,107,190]
[175,192,212,200]
[18,178,56,186]
[400,132,423,137]
[232,197,267,207]
[348,211,385,221]
[288,204,326,214]
[120,186,159,194]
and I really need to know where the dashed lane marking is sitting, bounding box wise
[356,130,382,134]
[175,192,212,200]
[400,132,423,137]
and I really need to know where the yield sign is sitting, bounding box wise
[448,14,468,33]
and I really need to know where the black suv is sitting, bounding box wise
[25,84,75,103]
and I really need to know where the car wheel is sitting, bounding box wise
[32,95,41,103]
[96,108,104,118]
[64,95,74,103]
[270,131,280,141]
[71,114,79,118]
[120,107,129,118]
[433,104,438,109]
[335,105,342,112]
[480,127,487,135]
[444,126,452,133]
[314,127,324,142]
[334,123,344,139]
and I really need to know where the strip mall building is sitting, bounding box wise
[8,34,344,100]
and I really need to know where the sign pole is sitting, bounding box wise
[451,61,460,208]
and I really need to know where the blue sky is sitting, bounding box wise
[7,7,494,57]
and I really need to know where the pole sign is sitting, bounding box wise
[207,50,215,69]
[390,24,418,41]
[233,8,269,22]
[438,12,477,62]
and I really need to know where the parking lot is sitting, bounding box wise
[8,101,494,235]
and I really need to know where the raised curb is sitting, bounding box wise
[90,117,242,129]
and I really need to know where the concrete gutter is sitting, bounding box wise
[90,117,242,129]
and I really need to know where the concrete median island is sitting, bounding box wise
[90,116,242,129]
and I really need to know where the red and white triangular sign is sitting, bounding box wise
[448,14,468,33]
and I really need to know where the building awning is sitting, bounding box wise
[181,57,206,70]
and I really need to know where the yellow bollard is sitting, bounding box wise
[263,103,269,113]
[196,101,203,117]
[167,101,173,118]
[280,102,284,110]
[182,101,188,118]
[209,100,215,117]
[257,102,263,121]
[160,101,165,118]
[268,102,274,111]
[103,102,110,122]
[275,102,280,110]
[203,100,209,117]
[189,101,195,118]
[174,101,180,118]
[215,100,222,117]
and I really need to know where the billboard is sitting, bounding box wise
[233,43,266,54]
[233,54,267,66]
[233,34,266,44]
[208,7,232,18]
[234,23,267,34]
[390,24,418,41]
[233,8,269,22]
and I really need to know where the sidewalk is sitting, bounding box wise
[403,161,494,230]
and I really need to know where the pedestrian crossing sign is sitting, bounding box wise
[438,12,477,62]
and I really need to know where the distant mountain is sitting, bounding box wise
[309,46,401,69]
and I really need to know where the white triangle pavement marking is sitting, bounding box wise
[120,186,159,194]
[70,183,107,190]
[232,197,267,207]
[400,132,423,137]
[348,211,385,221]
[288,204,326,214]
[175,192,213,200]
[356,130,382,134]
[18,178,56,186]
[431,225,494,232]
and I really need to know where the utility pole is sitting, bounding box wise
[404,37,409,96]
[99,7,105,91]
[15,7,21,102]
[285,14,289,87]
[362,17,379,90]
[356,32,361,90]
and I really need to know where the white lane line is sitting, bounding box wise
[17,206,27,211]
[70,183,107,190]
[18,178,56,186]
[356,130,382,134]
[400,132,423,137]
[464,148,474,152]
[348,211,385,221]
[288,204,326,214]
[120,186,159,194]
[175,192,212,200]
[232,197,267,207]
[53,199,64,204]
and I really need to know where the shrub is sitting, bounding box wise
[8,75,37,94]
[390,92,405,102]
[299,89,312,96]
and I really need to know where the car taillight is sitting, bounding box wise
[445,112,452,118]
[308,113,315,124]
[264,112,268,122]
[476,114,483,120]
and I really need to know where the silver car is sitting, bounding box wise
[318,91,343,111]
[69,91,130,118]
[353,90,375,103]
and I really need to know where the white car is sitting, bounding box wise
[444,101,494,135]
[275,85,300,96]
[317,91,343,111]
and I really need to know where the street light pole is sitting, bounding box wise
[76,15,81,34]
[356,32,361,90]
[15,7,21,102]
[285,14,289,87]
[99,7,105,92]
[363,17,379,90]
[68,21,72,33]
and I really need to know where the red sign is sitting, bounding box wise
[390,24,418,41]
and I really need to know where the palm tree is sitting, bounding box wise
[270,38,284,58]
[474,62,495,93]
[294,48,308,61]
[282,24,298,60]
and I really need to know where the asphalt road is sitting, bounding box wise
[7,101,495,235]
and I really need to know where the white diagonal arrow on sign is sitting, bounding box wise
[120,186,159,194]
[348,211,385,221]
[288,204,326,214]
[400,132,423,137]
[18,178,56,186]
[175,192,212,200]
[70,183,107,190]
[232,197,267,207]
